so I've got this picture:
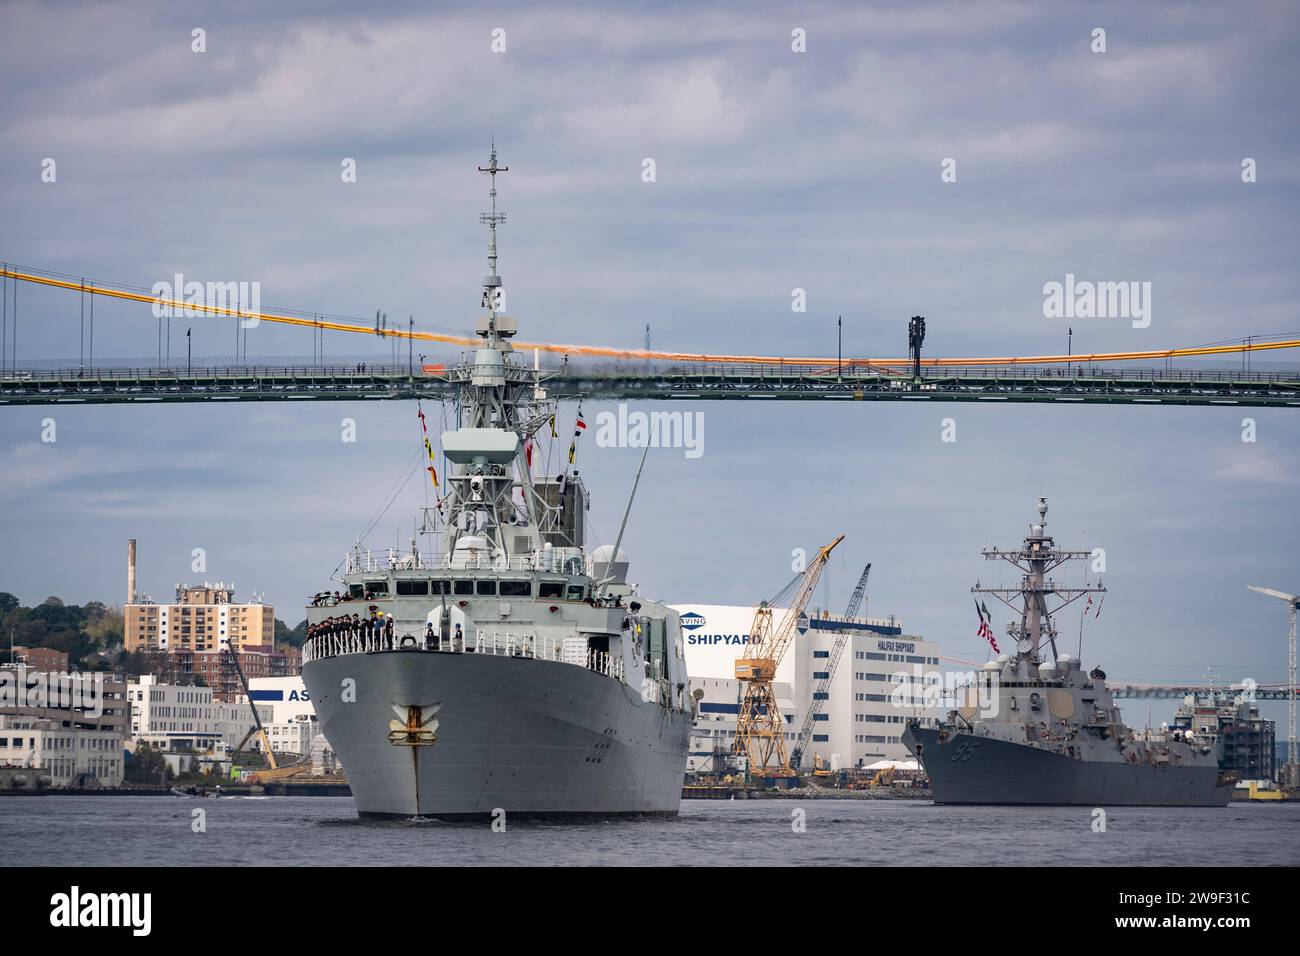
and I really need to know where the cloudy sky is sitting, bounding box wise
[2,1,1298,726]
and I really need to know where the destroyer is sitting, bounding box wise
[300,148,693,819]
[903,498,1236,807]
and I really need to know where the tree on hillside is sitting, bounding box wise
[275,618,308,648]
[83,603,124,647]
[0,592,131,668]
[116,649,156,678]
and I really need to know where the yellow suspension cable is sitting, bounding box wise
[3,265,1297,368]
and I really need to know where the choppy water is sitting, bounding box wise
[2,796,1296,866]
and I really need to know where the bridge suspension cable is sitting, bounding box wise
[4,264,1298,369]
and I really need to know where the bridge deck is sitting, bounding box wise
[2,364,1298,406]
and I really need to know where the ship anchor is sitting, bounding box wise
[388,703,440,747]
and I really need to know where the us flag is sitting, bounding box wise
[975,599,999,653]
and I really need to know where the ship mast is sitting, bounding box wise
[478,140,508,343]
[436,146,558,565]
[972,498,1105,669]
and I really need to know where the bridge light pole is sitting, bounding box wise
[908,315,926,385]
[186,327,192,374]
[837,315,842,382]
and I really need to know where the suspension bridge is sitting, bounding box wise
[2,263,1298,407]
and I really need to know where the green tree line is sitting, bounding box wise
[0,591,308,668]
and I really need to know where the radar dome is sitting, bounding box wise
[591,545,630,584]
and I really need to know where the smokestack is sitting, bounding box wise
[128,539,137,605]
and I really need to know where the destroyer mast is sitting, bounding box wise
[973,497,1105,668]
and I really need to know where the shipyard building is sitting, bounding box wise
[671,604,942,773]
[1174,690,1277,783]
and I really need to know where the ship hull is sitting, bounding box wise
[302,649,692,819]
[903,725,1233,808]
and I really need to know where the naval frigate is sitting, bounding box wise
[903,498,1236,807]
[299,147,693,819]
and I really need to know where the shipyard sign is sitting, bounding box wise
[670,604,799,682]
[679,609,753,645]
[878,640,916,654]
[687,632,753,646]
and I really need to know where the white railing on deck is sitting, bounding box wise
[302,628,624,682]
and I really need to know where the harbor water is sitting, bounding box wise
[2,796,1295,866]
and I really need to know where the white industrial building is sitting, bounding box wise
[128,675,271,752]
[245,676,314,723]
[247,676,321,758]
[0,716,125,788]
[671,604,942,773]
[0,666,128,788]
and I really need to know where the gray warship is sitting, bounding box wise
[903,498,1236,807]
[299,148,693,819]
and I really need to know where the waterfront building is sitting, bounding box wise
[246,676,314,724]
[13,646,70,672]
[671,604,942,773]
[0,666,128,787]
[1174,690,1277,783]
[128,675,270,752]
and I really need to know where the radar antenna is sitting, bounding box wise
[972,497,1105,668]
[478,140,509,326]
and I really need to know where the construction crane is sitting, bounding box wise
[1247,585,1298,786]
[733,534,844,777]
[791,562,871,770]
[224,647,278,771]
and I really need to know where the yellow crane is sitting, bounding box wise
[733,534,844,777]
[224,647,277,772]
